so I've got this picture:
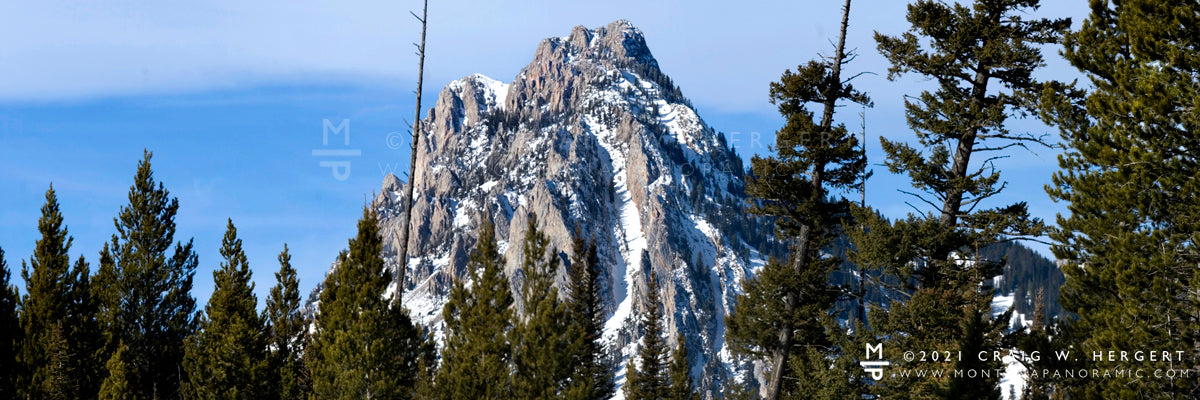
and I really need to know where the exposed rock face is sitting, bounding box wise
[315,20,778,398]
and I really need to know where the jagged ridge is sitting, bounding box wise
[309,20,779,398]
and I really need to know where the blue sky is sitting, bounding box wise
[0,0,1088,306]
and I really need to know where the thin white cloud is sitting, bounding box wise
[0,0,1087,113]
[0,0,891,113]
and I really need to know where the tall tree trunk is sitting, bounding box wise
[395,0,428,306]
[857,110,868,326]
[937,65,989,230]
[764,0,852,398]
[936,6,998,233]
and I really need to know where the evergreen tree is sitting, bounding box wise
[1040,0,1200,397]
[98,343,135,400]
[66,254,104,398]
[565,231,614,400]
[410,326,438,400]
[308,207,421,399]
[18,185,75,398]
[867,1,1067,397]
[45,323,75,400]
[435,211,515,400]
[183,219,269,399]
[725,253,840,398]
[15,187,102,399]
[721,379,757,400]
[297,327,316,398]
[381,300,426,399]
[93,242,119,355]
[622,358,641,400]
[624,271,668,400]
[0,247,20,398]
[266,244,307,400]
[1014,289,1061,400]
[668,333,697,400]
[726,1,868,398]
[98,150,199,398]
[512,214,575,400]
[796,319,875,400]
[36,256,107,400]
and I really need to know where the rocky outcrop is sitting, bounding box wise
[315,20,778,399]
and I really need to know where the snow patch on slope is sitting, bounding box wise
[992,292,1028,400]
[584,113,646,340]
[999,352,1028,400]
[582,97,652,400]
[992,293,1014,318]
[472,73,510,108]
[453,198,476,229]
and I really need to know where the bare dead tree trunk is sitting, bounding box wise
[395,0,427,307]
[857,108,868,326]
[764,0,853,398]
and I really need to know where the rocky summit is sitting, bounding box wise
[310,20,779,398]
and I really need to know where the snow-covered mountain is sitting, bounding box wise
[308,20,778,397]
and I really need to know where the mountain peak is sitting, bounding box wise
[594,19,655,66]
[531,20,658,71]
[381,173,403,193]
[510,20,687,118]
[327,20,765,397]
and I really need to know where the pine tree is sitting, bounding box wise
[66,254,104,398]
[45,323,75,400]
[382,300,426,400]
[1040,0,1200,397]
[0,247,20,398]
[624,271,668,400]
[668,333,697,400]
[18,185,76,398]
[35,256,107,400]
[435,211,515,400]
[793,318,874,400]
[308,207,421,399]
[721,379,757,400]
[266,244,307,400]
[565,231,614,400]
[867,1,1068,397]
[1014,289,1059,400]
[411,326,438,400]
[183,219,269,399]
[512,213,575,400]
[297,327,315,398]
[15,187,103,398]
[623,358,641,400]
[727,254,843,399]
[98,150,199,398]
[98,343,135,400]
[93,242,119,355]
[726,1,868,398]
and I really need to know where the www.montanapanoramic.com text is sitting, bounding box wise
[897,368,1193,380]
